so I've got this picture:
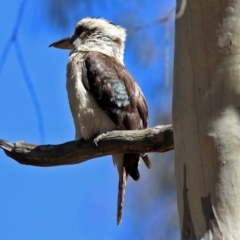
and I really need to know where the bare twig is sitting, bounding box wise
[0,0,26,74]
[130,0,187,33]
[176,0,187,19]
[130,8,175,33]
[14,41,45,143]
[0,0,45,143]
[0,125,173,167]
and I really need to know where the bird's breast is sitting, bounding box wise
[66,56,115,140]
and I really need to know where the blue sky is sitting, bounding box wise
[0,0,177,239]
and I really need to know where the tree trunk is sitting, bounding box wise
[173,0,240,239]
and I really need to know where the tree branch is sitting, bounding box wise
[0,124,173,167]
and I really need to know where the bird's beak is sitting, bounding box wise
[49,37,72,49]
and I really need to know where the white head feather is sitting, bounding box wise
[71,17,126,64]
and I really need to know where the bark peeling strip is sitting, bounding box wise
[181,164,196,240]
[201,193,222,239]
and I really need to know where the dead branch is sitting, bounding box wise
[0,124,173,167]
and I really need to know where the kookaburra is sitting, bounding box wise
[49,17,151,225]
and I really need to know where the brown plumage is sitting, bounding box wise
[49,17,150,225]
[82,52,150,224]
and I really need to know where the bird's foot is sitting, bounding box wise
[93,133,107,146]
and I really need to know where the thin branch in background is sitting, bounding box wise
[130,8,175,33]
[164,20,170,87]
[0,0,26,75]
[128,1,187,88]
[0,41,12,75]
[14,41,45,143]
[176,0,187,19]
[0,0,45,143]
[11,0,27,38]
[130,0,187,33]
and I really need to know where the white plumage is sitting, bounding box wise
[50,17,150,225]
[67,52,115,140]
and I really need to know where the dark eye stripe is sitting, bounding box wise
[75,26,85,35]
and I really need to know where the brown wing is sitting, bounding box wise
[82,52,148,129]
[82,51,148,179]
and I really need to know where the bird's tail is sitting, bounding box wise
[117,165,127,225]
[113,153,151,225]
[113,154,127,225]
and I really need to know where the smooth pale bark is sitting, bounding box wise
[173,0,240,239]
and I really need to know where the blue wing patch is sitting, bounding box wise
[109,79,130,107]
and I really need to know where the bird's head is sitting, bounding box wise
[49,17,126,64]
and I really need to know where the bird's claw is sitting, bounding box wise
[93,133,107,146]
